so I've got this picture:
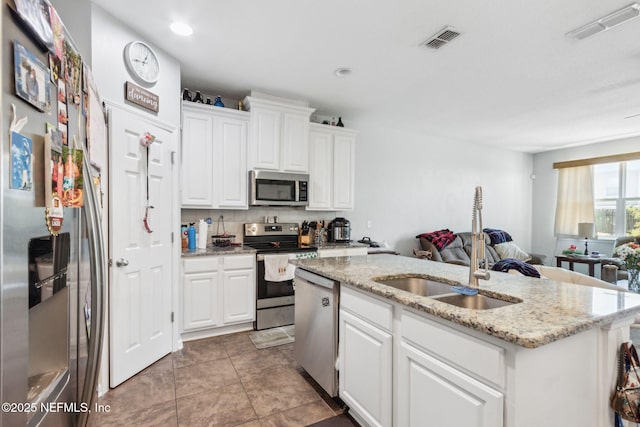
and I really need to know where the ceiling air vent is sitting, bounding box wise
[422,26,461,50]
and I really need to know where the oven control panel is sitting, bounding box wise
[244,223,299,236]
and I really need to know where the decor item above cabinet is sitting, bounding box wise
[308,123,358,211]
[181,102,249,209]
[244,95,315,173]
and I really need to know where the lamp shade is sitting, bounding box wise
[578,222,595,239]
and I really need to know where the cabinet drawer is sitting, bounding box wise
[341,286,393,332]
[223,254,255,270]
[183,256,219,273]
[401,310,505,388]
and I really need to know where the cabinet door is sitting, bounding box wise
[249,107,281,170]
[339,310,392,427]
[181,110,214,207]
[282,112,309,173]
[183,271,220,331]
[398,341,503,427]
[215,116,248,208]
[222,268,255,324]
[308,130,333,210]
[333,134,355,210]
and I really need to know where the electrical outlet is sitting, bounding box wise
[366,220,373,229]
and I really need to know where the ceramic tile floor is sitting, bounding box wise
[88,331,357,427]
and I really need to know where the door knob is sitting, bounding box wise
[116,258,129,267]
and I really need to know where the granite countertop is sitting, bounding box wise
[182,246,256,257]
[292,254,640,348]
[314,242,368,250]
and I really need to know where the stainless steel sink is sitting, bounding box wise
[374,276,454,297]
[433,293,519,310]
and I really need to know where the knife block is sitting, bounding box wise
[299,231,311,245]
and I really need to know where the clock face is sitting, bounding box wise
[124,41,160,85]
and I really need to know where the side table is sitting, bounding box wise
[555,255,603,278]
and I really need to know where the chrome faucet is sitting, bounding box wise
[469,186,490,288]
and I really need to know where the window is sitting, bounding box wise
[593,160,640,238]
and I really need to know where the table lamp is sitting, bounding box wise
[578,222,595,255]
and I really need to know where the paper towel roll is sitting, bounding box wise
[198,220,208,249]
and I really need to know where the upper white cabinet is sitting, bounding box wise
[244,96,315,173]
[308,124,358,211]
[181,102,248,209]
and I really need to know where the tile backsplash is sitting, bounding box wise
[181,208,337,244]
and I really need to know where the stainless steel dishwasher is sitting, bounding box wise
[294,268,339,397]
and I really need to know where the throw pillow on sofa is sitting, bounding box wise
[494,241,531,262]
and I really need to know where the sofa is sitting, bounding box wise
[416,231,545,266]
[600,234,640,283]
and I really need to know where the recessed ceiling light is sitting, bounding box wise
[170,22,193,36]
[334,67,352,78]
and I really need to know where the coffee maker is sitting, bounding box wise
[328,217,351,242]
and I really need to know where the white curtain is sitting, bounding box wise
[554,166,595,236]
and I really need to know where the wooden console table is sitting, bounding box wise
[555,255,603,277]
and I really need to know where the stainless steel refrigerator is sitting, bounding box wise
[1,2,106,426]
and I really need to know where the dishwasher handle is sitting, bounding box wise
[295,269,336,290]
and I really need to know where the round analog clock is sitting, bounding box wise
[123,41,160,85]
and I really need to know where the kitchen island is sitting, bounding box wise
[292,254,640,427]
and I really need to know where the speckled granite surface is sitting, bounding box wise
[292,254,640,348]
[313,242,368,250]
[182,246,256,257]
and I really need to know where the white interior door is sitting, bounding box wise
[109,106,175,387]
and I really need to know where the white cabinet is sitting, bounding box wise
[244,96,315,173]
[183,257,220,331]
[317,246,368,258]
[339,286,393,427]
[181,102,248,209]
[181,108,214,206]
[308,124,358,211]
[182,254,255,335]
[398,311,504,427]
[398,341,503,427]
[340,285,504,427]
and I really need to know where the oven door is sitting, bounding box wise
[256,258,294,300]
[255,253,297,330]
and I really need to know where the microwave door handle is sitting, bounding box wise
[295,180,299,202]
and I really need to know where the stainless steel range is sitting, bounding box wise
[243,223,317,330]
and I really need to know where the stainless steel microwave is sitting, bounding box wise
[249,170,309,206]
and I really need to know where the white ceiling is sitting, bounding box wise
[91,0,640,153]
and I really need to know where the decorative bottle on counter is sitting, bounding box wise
[193,91,204,103]
[214,96,225,107]
[182,88,192,101]
[336,117,344,127]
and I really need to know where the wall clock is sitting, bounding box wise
[123,41,160,85]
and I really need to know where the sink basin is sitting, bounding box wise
[374,276,454,297]
[433,293,519,310]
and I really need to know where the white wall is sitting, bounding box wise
[532,136,640,271]
[90,5,180,127]
[344,118,534,256]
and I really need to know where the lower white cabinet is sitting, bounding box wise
[339,285,504,427]
[182,254,255,334]
[339,287,393,427]
[397,340,503,427]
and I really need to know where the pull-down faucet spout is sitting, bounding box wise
[469,186,490,288]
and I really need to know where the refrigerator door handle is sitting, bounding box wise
[116,258,129,267]
[78,139,107,427]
